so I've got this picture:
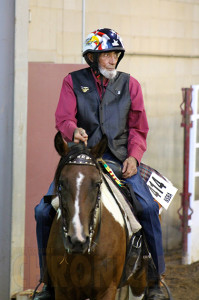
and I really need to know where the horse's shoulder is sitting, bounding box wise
[48,211,62,240]
[101,174,141,235]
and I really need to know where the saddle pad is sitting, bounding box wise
[140,162,165,183]
[103,173,141,235]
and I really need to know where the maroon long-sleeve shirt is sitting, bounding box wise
[55,70,149,164]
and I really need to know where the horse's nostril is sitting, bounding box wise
[67,235,72,245]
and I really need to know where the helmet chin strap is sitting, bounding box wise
[92,54,101,77]
[100,75,105,100]
[84,52,100,77]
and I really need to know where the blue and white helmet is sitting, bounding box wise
[83,28,125,68]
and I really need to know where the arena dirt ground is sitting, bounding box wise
[164,248,199,300]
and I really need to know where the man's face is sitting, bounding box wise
[98,51,119,71]
[98,51,119,79]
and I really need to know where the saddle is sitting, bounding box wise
[101,159,165,215]
[101,159,144,216]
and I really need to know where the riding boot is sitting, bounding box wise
[145,257,167,300]
[33,257,55,300]
[145,283,166,300]
[34,284,55,300]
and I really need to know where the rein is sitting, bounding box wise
[56,147,103,254]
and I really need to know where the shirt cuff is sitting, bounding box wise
[128,144,145,165]
[57,122,77,142]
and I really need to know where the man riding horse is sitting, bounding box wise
[34,28,167,300]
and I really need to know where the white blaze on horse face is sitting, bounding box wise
[72,172,85,242]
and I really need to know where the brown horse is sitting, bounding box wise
[46,133,148,300]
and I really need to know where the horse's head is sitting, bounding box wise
[54,132,107,254]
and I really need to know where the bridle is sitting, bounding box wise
[56,148,102,254]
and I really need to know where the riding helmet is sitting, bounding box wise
[83,28,125,72]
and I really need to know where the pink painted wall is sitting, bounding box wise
[25,62,85,289]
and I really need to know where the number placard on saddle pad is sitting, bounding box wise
[147,172,178,210]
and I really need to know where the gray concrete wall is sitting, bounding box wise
[0,1,15,299]
[10,0,29,296]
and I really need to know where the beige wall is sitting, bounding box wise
[28,0,199,250]
[29,0,199,62]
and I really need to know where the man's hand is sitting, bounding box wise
[122,156,137,178]
[73,127,88,146]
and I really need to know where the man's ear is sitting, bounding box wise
[87,53,94,62]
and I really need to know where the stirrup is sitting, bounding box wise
[32,280,42,299]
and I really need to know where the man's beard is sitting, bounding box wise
[98,66,117,80]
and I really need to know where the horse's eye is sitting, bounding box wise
[58,180,64,189]
[93,180,102,188]
[59,178,68,187]
[58,179,69,191]
[57,183,62,194]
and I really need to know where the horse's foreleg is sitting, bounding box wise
[95,286,118,300]
[54,287,75,300]
[129,267,147,297]
[115,286,129,300]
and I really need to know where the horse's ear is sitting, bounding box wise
[54,131,69,156]
[90,135,108,159]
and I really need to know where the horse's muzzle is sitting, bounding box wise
[64,234,90,254]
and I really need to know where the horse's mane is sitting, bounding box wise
[54,142,96,191]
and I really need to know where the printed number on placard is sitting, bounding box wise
[148,176,166,198]
[147,172,178,210]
